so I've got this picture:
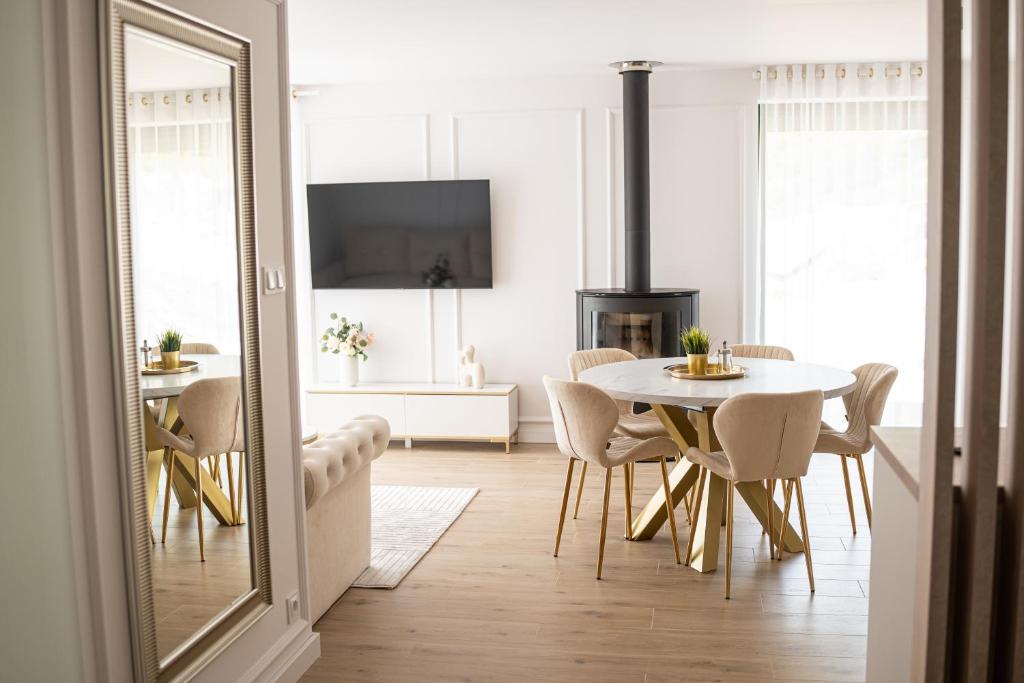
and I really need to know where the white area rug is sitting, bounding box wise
[352,485,479,589]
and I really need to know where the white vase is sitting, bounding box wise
[340,355,359,386]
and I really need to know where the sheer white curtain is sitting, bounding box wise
[757,63,928,425]
[127,87,240,355]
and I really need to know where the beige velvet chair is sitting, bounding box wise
[731,344,795,361]
[156,377,244,561]
[567,348,671,521]
[181,342,220,354]
[544,376,682,579]
[685,390,823,598]
[815,363,898,533]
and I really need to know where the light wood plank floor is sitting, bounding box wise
[151,462,251,659]
[304,442,873,682]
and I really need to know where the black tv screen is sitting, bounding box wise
[306,179,492,289]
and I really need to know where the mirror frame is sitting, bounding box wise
[100,0,273,679]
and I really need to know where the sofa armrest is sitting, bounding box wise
[302,415,390,509]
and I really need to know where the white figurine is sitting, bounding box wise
[458,345,486,390]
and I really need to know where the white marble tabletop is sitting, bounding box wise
[140,353,240,400]
[578,357,857,408]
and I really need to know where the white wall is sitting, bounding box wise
[292,69,757,441]
[0,1,85,679]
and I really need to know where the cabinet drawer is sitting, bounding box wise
[405,394,509,437]
[305,393,405,435]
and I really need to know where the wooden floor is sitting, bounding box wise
[150,463,252,658]
[304,442,872,682]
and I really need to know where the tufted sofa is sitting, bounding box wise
[302,415,390,621]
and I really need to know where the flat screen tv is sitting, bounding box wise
[306,179,492,289]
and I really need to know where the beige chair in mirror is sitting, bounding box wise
[815,363,898,534]
[543,376,682,579]
[685,390,823,598]
[156,377,245,561]
[567,349,677,528]
[180,342,221,354]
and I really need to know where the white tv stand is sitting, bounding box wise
[305,382,519,452]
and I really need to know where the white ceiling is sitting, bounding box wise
[125,31,230,92]
[288,0,927,85]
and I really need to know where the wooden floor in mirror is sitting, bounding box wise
[150,459,250,658]
[304,442,872,683]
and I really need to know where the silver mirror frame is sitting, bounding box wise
[99,0,272,679]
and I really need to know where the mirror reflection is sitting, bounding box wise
[125,29,252,661]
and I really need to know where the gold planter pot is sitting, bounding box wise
[687,353,708,376]
[161,350,181,369]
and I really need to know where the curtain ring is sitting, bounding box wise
[162,94,170,105]
[816,67,826,80]
[912,65,924,77]
[767,68,778,80]
[857,66,874,78]
[836,66,846,79]
[752,69,762,80]
[141,96,150,106]
[203,93,209,103]
[885,65,902,78]
[185,93,193,104]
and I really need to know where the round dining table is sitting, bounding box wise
[141,354,241,526]
[579,356,856,573]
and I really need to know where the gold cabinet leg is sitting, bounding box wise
[725,480,734,599]
[225,451,237,526]
[622,464,633,540]
[554,458,576,557]
[660,457,681,564]
[777,479,794,561]
[161,448,175,543]
[765,479,775,560]
[855,454,872,529]
[795,478,814,592]
[597,467,613,579]
[840,455,857,534]
[573,461,587,519]
[685,467,706,566]
[194,456,206,562]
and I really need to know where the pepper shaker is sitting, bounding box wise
[721,341,734,373]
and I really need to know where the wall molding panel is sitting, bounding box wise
[293,70,757,442]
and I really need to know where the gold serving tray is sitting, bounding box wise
[141,359,200,375]
[665,364,748,381]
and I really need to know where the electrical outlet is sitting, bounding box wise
[286,592,301,624]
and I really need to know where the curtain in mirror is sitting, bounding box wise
[127,87,240,354]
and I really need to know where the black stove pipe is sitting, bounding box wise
[614,61,659,293]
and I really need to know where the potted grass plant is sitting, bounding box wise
[680,325,711,376]
[158,328,183,370]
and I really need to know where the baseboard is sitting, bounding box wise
[517,420,554,444]
[247,627,320,683]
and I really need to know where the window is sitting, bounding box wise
[757,68,928,426]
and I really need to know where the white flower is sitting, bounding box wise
[326,336,341,352]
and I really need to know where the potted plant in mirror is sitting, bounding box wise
[158,328,183,370]
[680,326,711,376]
[321,313,374,386]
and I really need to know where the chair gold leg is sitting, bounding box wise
[194,456,206,562]
[659,457,681,564]
[685,467,707,566]
[777,479,793,561]
[628,463,635,504]
[225,451,237,525]
[623,464,633,540]
[554,458,576,557]
[597,467,613,579]
[855,454,872,530]
[573,461,588,519]
[236,452,245,521]
[840,455,857,534]
[795,478,814,592]
[765,479,775,560]
[725,480,734,599]
[161,448,175,543]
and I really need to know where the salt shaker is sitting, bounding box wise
[721,341,734,373]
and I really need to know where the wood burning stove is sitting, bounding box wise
[576,61,699,358]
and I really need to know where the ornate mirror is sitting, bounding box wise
[101,0,272,678]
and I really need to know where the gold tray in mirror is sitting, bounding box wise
[141,359,200,375]
[665,364,748,381]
